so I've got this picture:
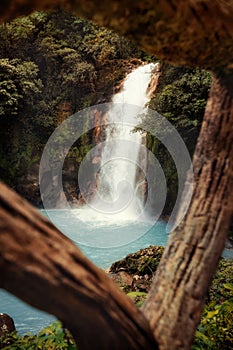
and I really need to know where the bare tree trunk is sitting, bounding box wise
[0,183,157,349]
[142,73,233,349]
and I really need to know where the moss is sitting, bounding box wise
[110,245,164,276]
[127,291,148,307]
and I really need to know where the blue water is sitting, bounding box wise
[0,209,232,335]
[0,209,168,335]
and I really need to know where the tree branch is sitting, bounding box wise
[0,182,157,349]
[0,1,233,349]
[1,1,233,69]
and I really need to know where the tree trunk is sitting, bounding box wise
[142,72,233,349]
[0,182,157,349]
[1,73,232,350]
[0,1,233,350]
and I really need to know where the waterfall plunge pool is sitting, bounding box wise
[1,62,233,335]
[0,210,232,335]
[0,212,168,335]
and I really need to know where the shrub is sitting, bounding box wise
[0,321,77,350]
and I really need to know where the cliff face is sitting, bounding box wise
[145,64,212,217]
[0,10,212,213]
[0,10,146,206]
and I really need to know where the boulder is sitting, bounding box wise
[0,313,16,337]
[107,246,165,296]
[111,271,133,292]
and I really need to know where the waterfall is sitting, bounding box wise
[40,62,160,247]
[40,61,192,248]
[88,63,157,222]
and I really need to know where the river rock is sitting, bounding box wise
[111,271,133,292]
[109,245,164,276]
[0,313,16,337]
[107,246,165,294]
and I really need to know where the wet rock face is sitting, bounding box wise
[0,313,16,337]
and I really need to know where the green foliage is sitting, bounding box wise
[0,10,146,200]
[0,58,42,117]
[149,68,211,131]
[193,283,233,350]
[110,246,164,276]
[144,65,212,144]
[111,247,233,349]
[0,321,77,350]
[1,254,231,349]
[193,259,233,349]
[127,291,148,307]
[127,291,148,297]
[139,65,212,216]
[0,56,43,186]
[0,9,146,119]
[0,139,39,183]
[207,259,233,304]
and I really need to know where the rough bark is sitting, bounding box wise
[1,1,233,70]
[142,72,233,349]
[0,1,233,350]
[0,182,157,349]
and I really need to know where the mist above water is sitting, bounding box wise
[83,63,158,223]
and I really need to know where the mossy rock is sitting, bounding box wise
[127,291,148,307]
[109,245,164,276]
[109,246,232,308]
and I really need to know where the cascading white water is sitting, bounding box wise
[90,63,157,220]
[41,62,164,248]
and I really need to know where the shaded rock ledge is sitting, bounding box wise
[106,245,233,306]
